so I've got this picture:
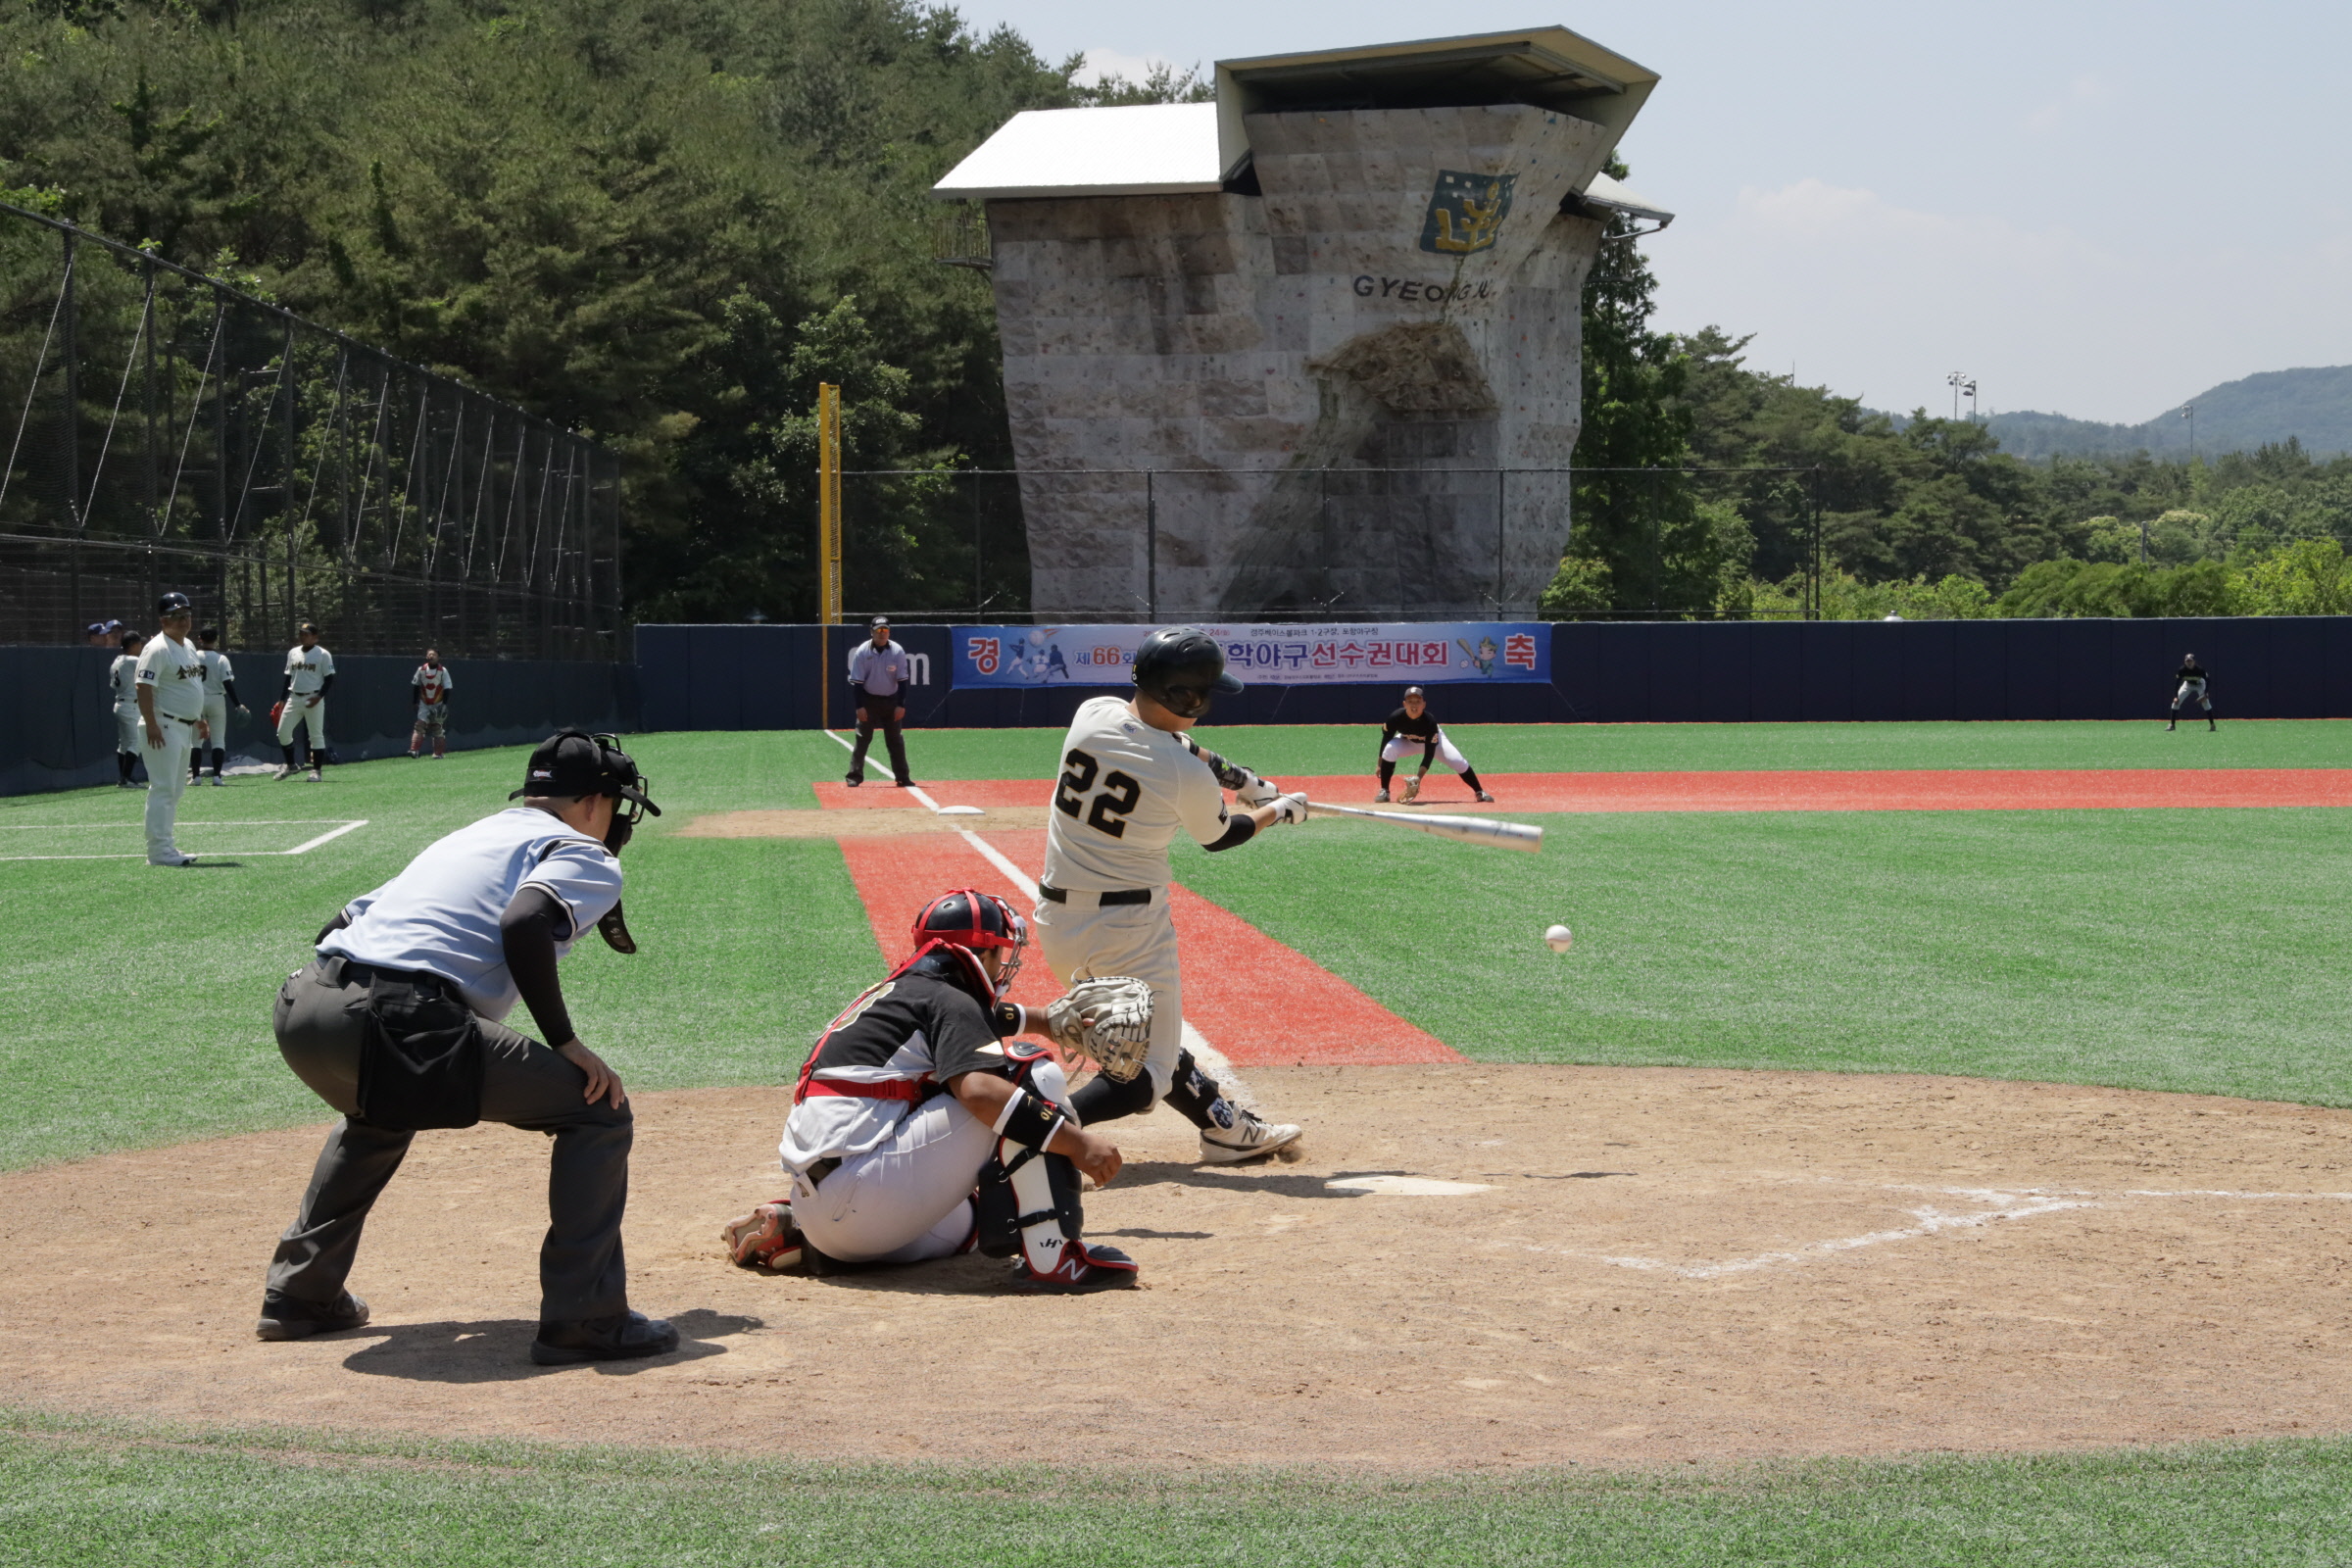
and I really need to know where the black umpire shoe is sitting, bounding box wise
[529,1310,680,1365]
[255,1289,371,1341]
[844,772,862,787]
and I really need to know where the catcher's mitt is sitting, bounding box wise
[721,1200,805,1271]
[1045,975,1154,1082]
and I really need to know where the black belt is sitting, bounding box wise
[324,956,453,997]
[1038,884,1151,906]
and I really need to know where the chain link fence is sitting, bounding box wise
[0,201,622,656]
[838,465,1827,623]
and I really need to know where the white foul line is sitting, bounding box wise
[818,728,1249,1096]
[0,817,368,862]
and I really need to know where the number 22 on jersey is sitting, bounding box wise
[1054,749,1141,838]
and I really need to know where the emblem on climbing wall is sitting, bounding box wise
[1418,171,1515,256]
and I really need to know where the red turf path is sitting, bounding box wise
[832,828,1461,1067]
[816,768,2352,814]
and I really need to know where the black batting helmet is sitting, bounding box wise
[1131,626,1242,719]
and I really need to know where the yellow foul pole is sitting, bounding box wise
[817,382,842,731]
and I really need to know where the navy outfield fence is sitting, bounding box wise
[632,616,2352,733]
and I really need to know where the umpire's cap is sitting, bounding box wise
[1132,626,1242,715]
[511,730,662,815]
[157,591,191,616]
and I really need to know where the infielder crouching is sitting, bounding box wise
[1377,685,1493,804]
[259,731,678,1363]
[2169,653,2217,732]
[724,890,1144,1292]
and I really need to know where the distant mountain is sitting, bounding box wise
[1982,366,2352,460]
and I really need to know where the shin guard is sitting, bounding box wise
[1163,1047,1239,1135]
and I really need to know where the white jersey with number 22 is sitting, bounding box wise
[1040,696,1234,892]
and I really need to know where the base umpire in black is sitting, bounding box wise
[258,731,676,1364]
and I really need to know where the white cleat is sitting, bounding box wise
[1373,789,1390,803]
[1198,1106,1303,1164]
[1476,791,1495,804]
[306,770,322,783]
[272,764,295,781]
[148,851,196,867]
[210,774,225,787]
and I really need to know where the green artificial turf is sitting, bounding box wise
[1178,806,2352,1105]
[837,717,2349,780]
[6,1410,2352,1567]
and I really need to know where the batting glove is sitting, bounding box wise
[1234,769,1281,808]
[1267,792,1310,826]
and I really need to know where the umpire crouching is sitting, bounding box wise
[258,731,675,1365]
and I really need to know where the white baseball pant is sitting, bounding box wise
[1034,892,1184,1100]
[115,707,142,755]
[1381,730,1471,773]
[143,717,195,861]
[197,699,228,768]
[277,697,327,754]
[789,1059,1075,1264]
[2173,680,2211,710]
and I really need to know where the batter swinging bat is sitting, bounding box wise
[1302,798,1543,853]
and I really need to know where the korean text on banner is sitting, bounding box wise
[952,623,1547,689]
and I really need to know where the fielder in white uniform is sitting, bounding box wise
[191,627,244,785]
[134,593,209,866]
[724,889,1138,1293]
[409,651,455,759]
[1036,626,1309,1162]
[275,623,334,780]
[108,630,147,788]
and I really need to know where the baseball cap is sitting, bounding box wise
[510,730,661,815]
[157,591,191,615]
[869,615,890,629]
[1403,685,1426,698]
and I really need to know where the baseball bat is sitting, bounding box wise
[1302,798,1543,853]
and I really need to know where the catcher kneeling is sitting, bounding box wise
[723,889,1150,1293]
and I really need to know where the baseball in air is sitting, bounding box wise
[1544,924,1574,954]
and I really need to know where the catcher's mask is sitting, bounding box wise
[1131,626,1243,720]
[909,888,1027,1001]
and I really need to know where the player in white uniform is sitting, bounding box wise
[722,890,1138,1293]
[108,629,147,788]
[409,650,455,759]
[275,623,334,781]
[190,626,244,786]
[134,593,210,866]
[1036,626,1310,1161]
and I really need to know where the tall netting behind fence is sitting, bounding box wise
[0,203,621,655]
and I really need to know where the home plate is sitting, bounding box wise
[937,806,985,815]
[1326,1175,1493,1196]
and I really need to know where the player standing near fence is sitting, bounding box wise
[274,623,334,782]
[2169,654,2217,731]
[409,650,455,759]
[109,629,146,788]
[844,616,915,788]
[1034,627,1308,1162]
[1375,686,1494,804]
[133,594,209,866]
[190,626,243,787]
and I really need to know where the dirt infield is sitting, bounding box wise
[808,769,2352,815]
[8,1065,2350,1469]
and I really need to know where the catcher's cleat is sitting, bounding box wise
[1010,1241,1139,1294]
[721,1200,806,1272]
[1400,775,1422,804]
[1373,788,1390,803]
[529,1309,679,1365]
[256,1288,369,1341]
[1198,1107,1303,1164]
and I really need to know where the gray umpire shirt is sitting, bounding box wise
[849,642,912,698]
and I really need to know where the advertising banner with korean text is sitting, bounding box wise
[951,623,1548,689]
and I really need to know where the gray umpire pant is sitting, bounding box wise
[265,956,633,1324]
[847,691,911,784]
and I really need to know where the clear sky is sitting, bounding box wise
[955,1,2352,425]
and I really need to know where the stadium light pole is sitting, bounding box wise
[1963,379,1979,423]
[2181,403,2197,460]
[1946,370,1969,421]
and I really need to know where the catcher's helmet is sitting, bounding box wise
[909,888,1026,1000]
[156,591,191,616]
[1131,626,1242,719]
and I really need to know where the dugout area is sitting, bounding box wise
[4,721,2352,1552]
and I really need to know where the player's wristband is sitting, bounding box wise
[992,1087,1065,1152]
[989,1001,1029,1038]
